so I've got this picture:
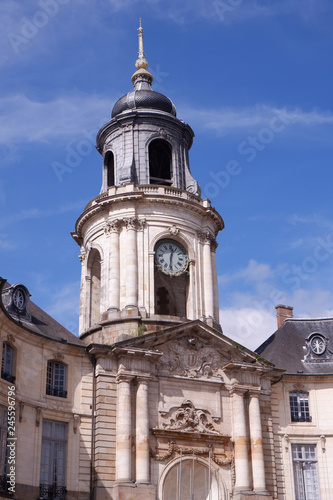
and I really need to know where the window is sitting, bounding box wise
[105,151,114,187]
[149,139,172,185]
[289,391,311,422]
[40,420,67,500]
[1,342,15,383]
[0,406,8,492]
[46,362,67,398]
[292,444,321,500]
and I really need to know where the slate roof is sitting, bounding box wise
[0,279,85,348]
[256,317,333,375]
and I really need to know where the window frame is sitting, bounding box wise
[46,361,67,399]
[1,342,15,384]
[40,419,67,500]
[289,391,312,423]
[292,443,321,500]
[148,138,173,186]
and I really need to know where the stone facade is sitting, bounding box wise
[257,312,333,500]
[1,24,332,500]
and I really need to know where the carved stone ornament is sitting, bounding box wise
[78,248,86,263]
[36,407,42,427]
[53,352,65,362]
[124,217,146,231]
[7,334,15,344]
[168,225,179,236]
[19,401,24,423]
[157,334,229,379]
[104,219,121,235]
[161,400,218,434]
[197,230,215,245]
[151,441,234,468]
[73,414,80,434]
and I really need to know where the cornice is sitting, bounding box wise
[96,109,194,153]
[72,186,224,245]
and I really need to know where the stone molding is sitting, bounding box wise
[150,441,234,468]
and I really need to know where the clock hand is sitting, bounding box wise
[170,248,175,269]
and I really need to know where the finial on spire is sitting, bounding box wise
[131,20,153,88]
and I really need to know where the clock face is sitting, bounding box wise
[155,240,188,276]
[13,288,25,310]
[310,336,326,355]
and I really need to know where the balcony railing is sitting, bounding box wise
[40,484,66,500]
[46,387,67,398]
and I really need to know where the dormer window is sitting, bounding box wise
[46,361,67,398]
[149,139,172,185]
[303,333,332,363]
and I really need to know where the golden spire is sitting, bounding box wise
[131,20,153,87]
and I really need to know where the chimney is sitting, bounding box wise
[275,304,293,329]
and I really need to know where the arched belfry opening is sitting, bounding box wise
[105,151,115,187]
[87,248,101,327]
[154,239,189,317]
[149,139,172,185]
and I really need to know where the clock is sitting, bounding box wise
[13,288,26,311]
[155,240,188,276]
[310,336,326,355]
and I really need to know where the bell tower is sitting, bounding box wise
[72,23,224,343]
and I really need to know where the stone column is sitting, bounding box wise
[232,389,250,491]
[116,375,133,482]
[125,218,138,308]
[78,249,87,333]
[188,259,196,320]
[211,240,219,322]
[136,377,150,483]
[106,220,121,310]
[201,231,214,318]
[249,392,267,492]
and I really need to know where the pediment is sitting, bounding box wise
[112,320,267,380]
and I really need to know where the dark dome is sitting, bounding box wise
[112,90,176,118]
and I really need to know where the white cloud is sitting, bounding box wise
[220,306,276,351]
[219,259,273,286]
[208,0,332,25]
[179,104,333,136]
[0,93,113,145]
[0,235,17,250]
[0,201,86,229]
[43,281,80,336]
[220,287,333,352]
[1,94,332,147]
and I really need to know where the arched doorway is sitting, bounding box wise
[161,458,224,500]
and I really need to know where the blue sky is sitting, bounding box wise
[1,0,333,350]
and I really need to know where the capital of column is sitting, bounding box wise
[136,375,151,385]
[79,249,86,262]
[211,239,218,252]
[116,373,134,384]
[124,217,146,231]
[248,389,261,398]
[104,219,121,235]
[197,230,217,249]
[229,386,248,397]
[197,230,213,244]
